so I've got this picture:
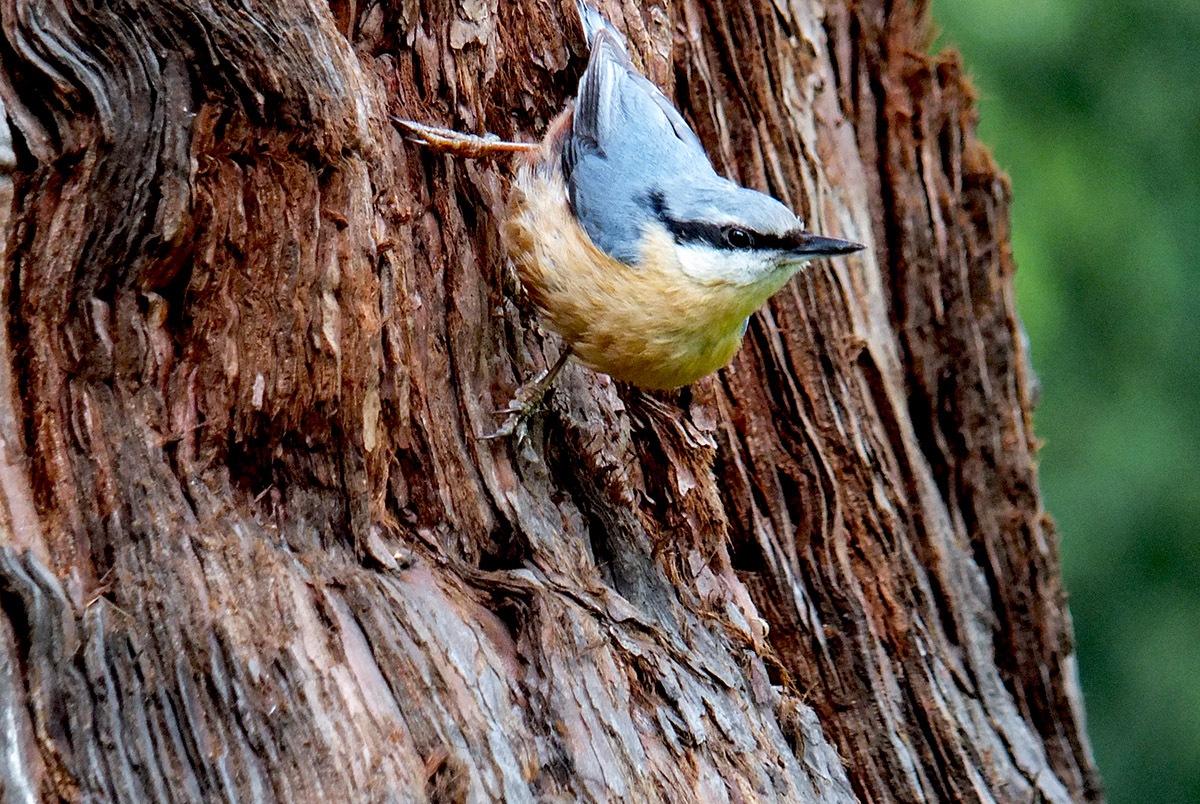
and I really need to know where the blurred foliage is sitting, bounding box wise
[930,1,1200,802]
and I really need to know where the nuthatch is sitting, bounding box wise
[396,3,863,428]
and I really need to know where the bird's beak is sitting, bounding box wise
[788,233,865,258]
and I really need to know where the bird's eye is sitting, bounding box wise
[723,227,755,249]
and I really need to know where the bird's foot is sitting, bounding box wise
[482,348,574,443]
[482,386,548,444]
[391,118,539,158]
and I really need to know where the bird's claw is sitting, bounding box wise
[481,382,551,443]
[481,411,528,443]
[480,348,574,444]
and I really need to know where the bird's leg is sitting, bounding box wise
[391,117,539,159]
[483,347,574,442]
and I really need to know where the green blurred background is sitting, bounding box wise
[930,1,1200,802]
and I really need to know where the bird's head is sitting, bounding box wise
[644,182,863,288]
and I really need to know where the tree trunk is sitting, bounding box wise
[0,1,1102,802]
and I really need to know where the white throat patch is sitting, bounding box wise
[675,241,788,287]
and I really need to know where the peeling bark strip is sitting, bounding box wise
[0,1,1100,803]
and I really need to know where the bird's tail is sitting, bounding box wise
[575,1,626,51]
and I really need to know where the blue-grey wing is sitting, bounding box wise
[564,28,715,263]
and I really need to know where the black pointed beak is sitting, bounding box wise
[790,233,865,258]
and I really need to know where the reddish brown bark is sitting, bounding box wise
[0,1,1101,802]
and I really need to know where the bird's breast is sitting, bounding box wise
[506,166,775,389]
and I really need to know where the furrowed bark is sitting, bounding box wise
[0,1,1101,802]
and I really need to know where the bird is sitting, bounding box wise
[394,2,863,436]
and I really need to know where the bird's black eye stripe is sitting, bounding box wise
[723,227,754,249]
[646,190,809,251]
